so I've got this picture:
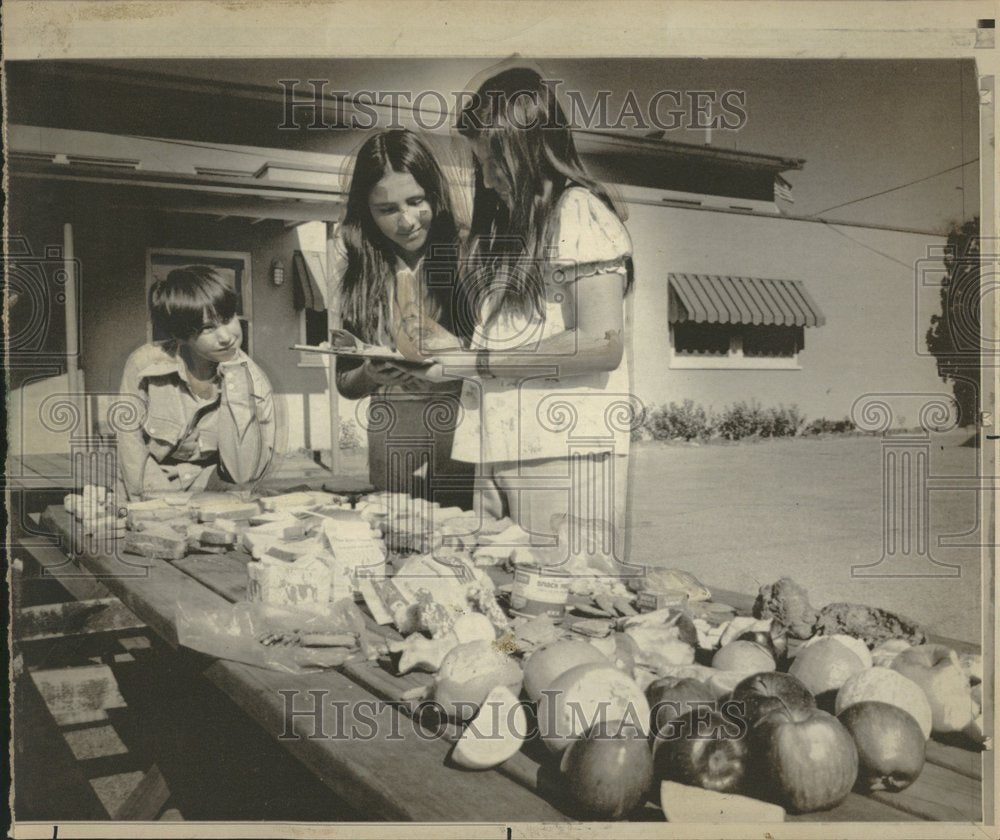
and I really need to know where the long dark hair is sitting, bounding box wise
[457,66,633,322]
[339,129,463,343]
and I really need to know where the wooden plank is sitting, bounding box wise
[15,598,146,641]
[868,760,983,822]
[13,537,116,602]
[115,764,173,821]
[12,673,111,821]
[925,740,983,781]
[38,506,568,823]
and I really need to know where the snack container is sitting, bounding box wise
[637,589,689,613]
[510,565,570,618]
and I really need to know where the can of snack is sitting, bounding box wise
[510,565,571,618]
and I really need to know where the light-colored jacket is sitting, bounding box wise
[116,342,275,499]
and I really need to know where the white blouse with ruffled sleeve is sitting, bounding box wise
[451,187,635,465]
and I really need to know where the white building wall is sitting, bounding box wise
[625,203,950,425]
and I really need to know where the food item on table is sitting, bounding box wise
[707,670,746,699]
[958,652,983,684]
[451,685,527,770]
[391,632,459,674]
[730,672,816,727]
[259,490,339,511]
[712,640,776,673]
[627,567,712,601]
[186,523,238,548]
[653,709,748,793]
[123,525,187,561]
[292,647,357,668]
[838,701,926,792]
[890,644,975,734]
[814,602,926,649]
[434,639,522,722]
[750,706,858,813]
[538,663,650,754]
[452,612,497,644]
[243,520,307,542]
[559,721,653,820]
[621,608,699,673]
[659,781,785,822]
[788,637,867,708]
[510,614,563,654]
[834,667,933,739]
[125,499,194,529]
[523,640,610,703]
[264,539,325,562]
[645,676,716,736]
[718,616,776,650]
[752,577,817,639]
[246,554,332,613]
[195,499,261,522]
[798,633,872,669]
[871,638,912,668]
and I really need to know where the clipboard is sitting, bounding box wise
[291,344,435,364]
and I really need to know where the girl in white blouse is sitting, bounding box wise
[330,129,473,509]
[411,67,638,564]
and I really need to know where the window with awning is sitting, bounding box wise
[667,273,825,368]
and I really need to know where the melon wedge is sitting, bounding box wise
[451,686,527,770]
[660,781,786,822]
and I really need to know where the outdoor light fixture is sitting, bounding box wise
[271,258,285,286]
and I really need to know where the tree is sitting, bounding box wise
[926,217,981,427]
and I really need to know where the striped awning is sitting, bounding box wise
[293,249,329,311]
[668,273,825,327]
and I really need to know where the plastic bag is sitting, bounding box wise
[175,598,367,673]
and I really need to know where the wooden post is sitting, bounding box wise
[326,220,340,474]
[63,222,86,437]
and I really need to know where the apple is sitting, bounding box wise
[890,644,974,734]
[645,676,716,737]
[712,640,776,673]
[788,637,867,709]
[751,706,858,813]
[559,721,653,819]
[731,672,817,727]
[522,640,609,703]
[835,667,932,740]
[838,701,925,792]
[538,663,650,754]
[653,709,749,793]
[434,640,523,722]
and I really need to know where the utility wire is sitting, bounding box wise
[818,219,917,270]
[808,158,979,217]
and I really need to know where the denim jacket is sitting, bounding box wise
[116,341,275,499]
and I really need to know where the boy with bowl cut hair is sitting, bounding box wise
[116,265,276,499]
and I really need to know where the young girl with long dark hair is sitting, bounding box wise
[418,67,637,561]
[330,129,472,508]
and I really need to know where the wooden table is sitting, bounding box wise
[27,505,987,824]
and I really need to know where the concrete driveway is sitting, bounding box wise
[627,430,987,643]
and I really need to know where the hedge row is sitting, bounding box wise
[637,399,857,442]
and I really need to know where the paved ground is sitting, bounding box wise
[334,428,986,642]
[627,431,986,643]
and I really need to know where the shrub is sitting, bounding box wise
[644,399,714,441]
[338,418,364,449]
[802,417,857,436]
[716,400,767,440]
[762,404,806,438]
